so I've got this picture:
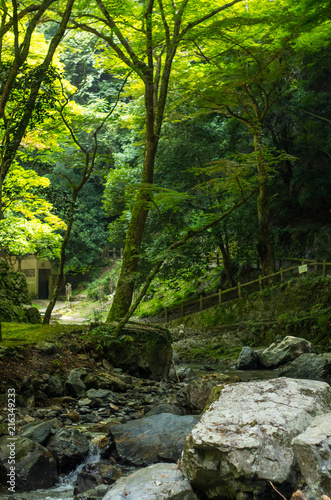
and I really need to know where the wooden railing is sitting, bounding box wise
[163,258,331,323]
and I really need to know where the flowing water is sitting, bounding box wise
[7,445,103,500]
[1,364,279,500]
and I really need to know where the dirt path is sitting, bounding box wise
[34,298,112,323]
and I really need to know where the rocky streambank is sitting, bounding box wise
[1,333,331,499]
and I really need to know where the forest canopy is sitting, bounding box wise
[0,0,330,321]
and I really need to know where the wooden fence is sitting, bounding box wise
[163,258,331,323]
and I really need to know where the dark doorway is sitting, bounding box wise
[39,269,50,299]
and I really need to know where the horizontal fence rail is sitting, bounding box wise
[163,259,331,324]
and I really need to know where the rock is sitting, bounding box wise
[90,435,113,458]
[111,413,199,465]
[97,372,127,392]
[182,373,239,414]
[35,340,56,354]
[66,369,87,397]
[103,462,198,500]
[181,378,331,500]
[19,418,60,445]
[145,403,183,417]
[292,413,331,498]
[0,436,57,491]
[74,461,123,494]
[46,428,90,472]
[67,410,80,422]
[83,373,99,389]
[260,336,315,368]
[236,346,261,369]
[278,353,331,380]
[74,483,110,500]
[24,305,42,324]
[45,374,64,397]
[86,388,116,400]
[169,365,197,382]
[103,321,173,380]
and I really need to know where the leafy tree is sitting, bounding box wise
[0,0,75,223]
[72,0,244,321]
[0,161,66,260]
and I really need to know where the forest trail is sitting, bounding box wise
[34,299,92,323]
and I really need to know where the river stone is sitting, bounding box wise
[74,483,110,499]
[19,419,60,445]
[181,378,331,500]
[66,369,87,397]
[236,346,261,370]
[278,353,331,380]
[183,373,240,414]
[86,388,117,400]
[103,462,198,500]
[99,372,127,392]
[74,461,123,494]
[292,413,331,498]
[111,413,199,465]
[145,403,183,417]
[46,428,90,472]
[260,336,315,368]
[0,436,58,491]
[45,374,64,397]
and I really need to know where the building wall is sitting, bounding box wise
[11,256,55,299]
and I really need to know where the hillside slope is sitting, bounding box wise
[168,275,331,362]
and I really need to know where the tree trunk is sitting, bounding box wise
[254,130,275,276]
[43,215,74,324]
[107,134,158,321]
[218,236,236,287]
[107,59,159,321]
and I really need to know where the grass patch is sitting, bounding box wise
[0,322,86,348]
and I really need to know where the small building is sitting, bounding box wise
[8,255,56,299]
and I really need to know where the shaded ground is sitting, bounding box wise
[0,323,95,400]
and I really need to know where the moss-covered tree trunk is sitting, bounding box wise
[254,130,275,276]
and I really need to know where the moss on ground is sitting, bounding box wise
[0,322,87,348]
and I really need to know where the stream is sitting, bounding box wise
[0,363,280,500]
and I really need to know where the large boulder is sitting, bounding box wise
[46,428,90,472]
[103,462,198,500]
[236,346,261,370]
[181,378,331,500]
[260,336,315,368]
[292,413,331,498]
[0,436,58,491]
[111,413,199,465]
[91,322,173,380]
[278,353,331,380]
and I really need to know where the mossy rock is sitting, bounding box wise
[88,321,173,380]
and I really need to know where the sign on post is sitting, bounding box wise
[298,264,308,274]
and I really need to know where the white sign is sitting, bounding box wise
[298,264,308,273]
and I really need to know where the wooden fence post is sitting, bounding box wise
[218,289,222,305]
[314,259,318,273]
[164,307,168,323]
[280,267,284,283]
[259,275,262,291]
[323,259,326,277]
[238,282,241,298]
[200,295,203,311]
